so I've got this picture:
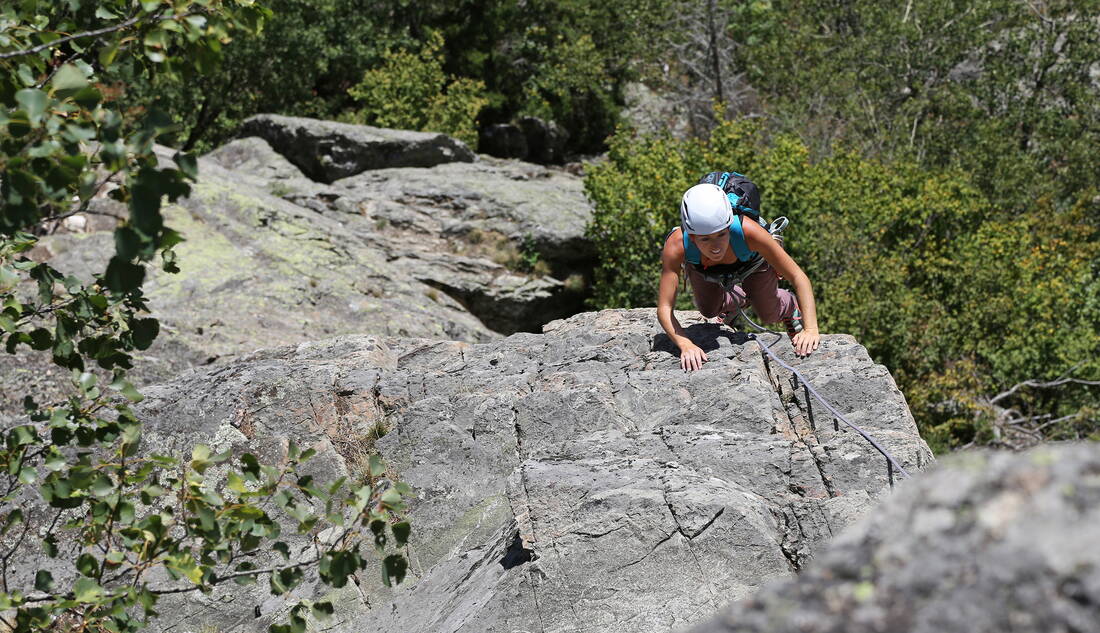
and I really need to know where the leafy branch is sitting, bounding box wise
[1,3,411,632]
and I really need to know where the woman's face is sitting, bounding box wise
[691,228,730,260]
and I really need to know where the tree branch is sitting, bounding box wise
[0,13,144,61]
[990,375,1100,405]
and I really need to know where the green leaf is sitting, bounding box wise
[77,553,99,577]
[227,471,247,494]
[141,484,166,501]
[89,474,115,497]
[380,487,402,507]
[28,328,52,350]
[1,510,24,537]
[369,455,385,478]
[17,466,37,485]
[44,449,66,471]
[8,425,37,446]
[0,314,17,334]
[118,501,135,524]
[51,64,88,96]
[272,542,290,560]
[311,601,335,621]
[0,266,19,293]
[104,258,146,292]
[241,453,261,482]
[192,444,211,462]
[34,570,55,592]
[15,89,48,125]
[109,374,144,403]
[78,371,97,393]
[131,318,159,350]
[174,152,198,180]
[327,476,347,497]
[392,521,411,547]
[73,577,104,603]
[381,554,408,587]
[16,64,35,87]
[98,40,122,68]
[269,566,303,596]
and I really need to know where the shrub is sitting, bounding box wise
[347,31,488,147]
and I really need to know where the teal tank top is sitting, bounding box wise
[682,215,756,265]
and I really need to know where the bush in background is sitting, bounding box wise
[346,31,488,147]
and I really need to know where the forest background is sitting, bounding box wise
[128,0,1099,453]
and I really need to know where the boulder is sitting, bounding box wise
[215,136,597,331]
[690,442,1100,633]
[517,116,568,164]
[328,155,595,270]
[478,122,528,159]
[126,308,931,632]
[622,82,692,140]
[239,114,476,183]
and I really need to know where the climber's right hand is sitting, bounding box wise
[679,344,708,372]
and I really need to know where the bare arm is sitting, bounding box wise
[658,230,708,370]
[743,221,821,355]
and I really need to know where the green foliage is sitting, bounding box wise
[514,233,547,275]
[347,31,488,147]
[128,0,675,155]
[0,3,410,631]
[516,30,617,153]
[727,0,1100,203]
[124,0,403,152]
[586,118,1100,452]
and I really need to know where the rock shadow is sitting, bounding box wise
[652,323,751,357]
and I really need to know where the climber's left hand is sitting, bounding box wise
[792,328,820,357]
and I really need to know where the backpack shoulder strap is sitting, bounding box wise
[682,228,702,265]
[728,216,755,262]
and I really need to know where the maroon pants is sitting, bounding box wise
[686,263,798,324]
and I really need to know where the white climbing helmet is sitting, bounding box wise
[680,183,732,235]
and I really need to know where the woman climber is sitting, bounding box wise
[657,174,821,371]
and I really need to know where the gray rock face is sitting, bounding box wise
[9,142,497,400]
[690,442,1100,633]
[239,114,476,183]
[131,309,931,633]
[209,136,597,332]
[329,156,595,271]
